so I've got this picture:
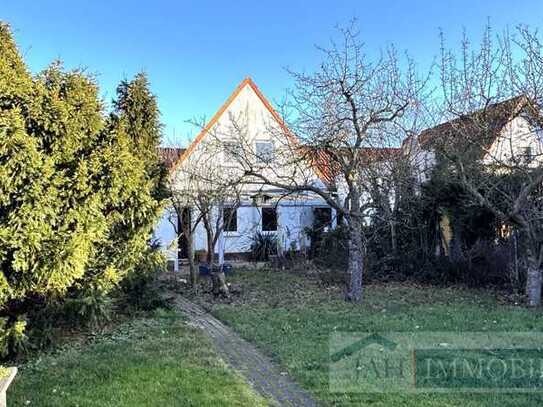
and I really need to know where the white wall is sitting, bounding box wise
[153,205,178,262]
[193,200,323,254]
[484,116,543,166]
[217,205,260,253]
[153,199,326,260]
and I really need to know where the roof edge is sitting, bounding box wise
[170,77,253,173]
[169,77,330,183]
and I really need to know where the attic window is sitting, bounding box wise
[224,142,240,161]
[256,141,274,163]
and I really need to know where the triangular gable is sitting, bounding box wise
[171,77,295,172]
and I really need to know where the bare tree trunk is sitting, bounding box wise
[204,209,229,298]
[212,271,229,297]
[186,230,197,287]
[204,219,213,264]
[346,215,363,302]
[179,208,197,287]
[214,235,229,297]
[526,250,541,307]
[209,248,229,297]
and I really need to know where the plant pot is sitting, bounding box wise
[199,264,211,276]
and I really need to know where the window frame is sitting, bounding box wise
[261,207,278,232]
[255,141,274,164]
[223,207,238,233]
[223,141,240,162]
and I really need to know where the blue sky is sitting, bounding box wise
[3,1,543,146]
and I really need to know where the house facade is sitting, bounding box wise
[154,78,333,268]
[405,96,543,182]
[154,80,543,269]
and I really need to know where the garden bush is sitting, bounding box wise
[249,232,278,261]
[118,240,171,312]
[306,225,349,285]
[0,23,166,358]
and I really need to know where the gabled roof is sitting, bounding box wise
[169,77,331,183]
[170,77,294,173]
[417,95,539,152]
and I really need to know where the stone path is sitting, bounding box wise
[173,296,318,407]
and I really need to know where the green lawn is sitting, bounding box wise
[9,309,269,407]
[191,268,543,406]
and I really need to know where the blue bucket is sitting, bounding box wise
[199,263,233,276]
[199,264,211,276]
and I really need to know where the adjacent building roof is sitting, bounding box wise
[158,147,185,170]
[164,80,538,186]
[417,95,538,151]
[308,147,402,183]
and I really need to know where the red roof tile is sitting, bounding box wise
[158,147,185,170]
[418,96,537,152]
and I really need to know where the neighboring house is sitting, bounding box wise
[405,95,543,182]
[404,95,543,256]
[155,78,333,267]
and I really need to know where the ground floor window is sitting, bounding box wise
[262,207,277,231]
[223,207,238,232]
[314,207,332,230]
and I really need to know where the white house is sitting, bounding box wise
[155,78,333,268]
[155,82,543,269]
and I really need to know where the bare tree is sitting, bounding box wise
[170,131,245,297]
[217,24,425,302]
[161,144,202,286]
[365,151,419,258]
[435,24,543,306]
[166,195,201,286]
